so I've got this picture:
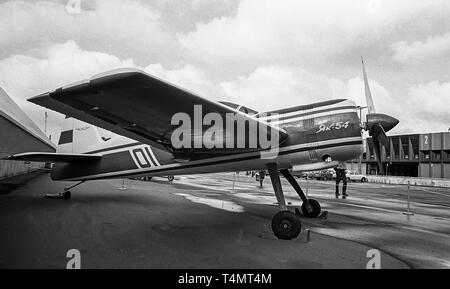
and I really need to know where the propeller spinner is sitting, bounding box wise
[361,58,399,175]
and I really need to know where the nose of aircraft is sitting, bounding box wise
[366,113,399,133]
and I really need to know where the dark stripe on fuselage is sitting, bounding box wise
[54,139,362,181]
[267,106,356,122]
[58,130,73,145]
[93,140,363,180]
[264,99,348,115]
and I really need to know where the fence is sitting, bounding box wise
[367,175,450,188]
[0,160,46,180]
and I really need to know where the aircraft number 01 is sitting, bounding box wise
[130,147,160,169]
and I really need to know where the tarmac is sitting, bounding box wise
[0,172,449,269]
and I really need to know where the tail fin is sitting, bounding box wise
[57,117,102,153]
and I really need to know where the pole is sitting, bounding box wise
[403,181,414,216]
[44,111,48,135]
[118,179,127,191]
[232,172,236,191]
[306,177,309,197]
[305,229,311,243]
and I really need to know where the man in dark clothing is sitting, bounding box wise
[334,162,348,199]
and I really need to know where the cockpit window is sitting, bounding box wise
[219,102,258,115]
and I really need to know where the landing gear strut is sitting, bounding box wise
[267,164,323,240]
[280,169,322,218]
[267,164,302,240]
[45,181,85,200]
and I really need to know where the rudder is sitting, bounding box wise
[57,116,102,154]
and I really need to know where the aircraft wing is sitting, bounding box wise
[8,152,101,163]
[28,68,287,154]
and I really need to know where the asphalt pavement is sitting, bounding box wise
[0,172,448,269]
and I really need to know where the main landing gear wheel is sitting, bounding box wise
[271,211,302,240]
[301,199,321,218]
[167,176,174,182]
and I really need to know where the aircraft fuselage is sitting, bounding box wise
[50,99,363,181]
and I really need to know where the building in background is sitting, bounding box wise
[347,132,450,179]
[0,88,55,181]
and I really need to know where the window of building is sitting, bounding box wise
[401,136,409,160]
[410,135,420,160]
[421,151,430,160]
[444,151,450,161]
[433,151,441,161]
[392,137,400,159]
[385,138,391,160]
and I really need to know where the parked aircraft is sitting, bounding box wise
[5,60,398,240]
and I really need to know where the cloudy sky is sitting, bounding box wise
[1,0,450,142]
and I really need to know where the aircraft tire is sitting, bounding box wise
[63,191,71,200]
[167,176,174,182]
[301,199,321,218]
[271,211,302,240]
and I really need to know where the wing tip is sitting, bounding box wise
[27,67,145,103]
[28,92,50,103]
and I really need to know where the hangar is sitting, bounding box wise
[348,132,450,179]
[0,88,54,183]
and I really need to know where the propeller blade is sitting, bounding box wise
[362,57,376,114]
[372,137,384,175]
[371,123,389,147]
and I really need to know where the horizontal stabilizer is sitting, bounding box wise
[7,152,101,163]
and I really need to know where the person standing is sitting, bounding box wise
[334,162,348,199]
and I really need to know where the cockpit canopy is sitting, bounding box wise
[219,102,259,116]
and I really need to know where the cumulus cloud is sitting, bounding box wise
[406,81,450,131]
[144,63,221,101]
[0,0,176,64]
[0,40,137,140]
[220,66,336,111]
[0,38,256,141]
[391,33,450,63]
[330,77,400,116]
[178,0,450,71]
